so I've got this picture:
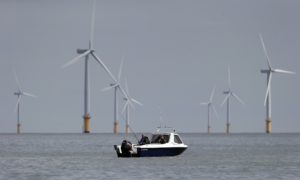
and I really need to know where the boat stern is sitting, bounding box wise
[114,145,122,157]
[113,141,139,158]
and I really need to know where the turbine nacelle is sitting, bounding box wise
[14,92,22,96]
[223,91,230,94]
[261,69,270,73]
[77,49,93,54]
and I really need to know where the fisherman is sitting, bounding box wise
[159,135,166,144]
[139,134,150,145]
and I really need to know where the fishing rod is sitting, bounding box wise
[120,112,140,142]
[128,125,140,143]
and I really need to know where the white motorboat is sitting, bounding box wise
[114,128,188,157]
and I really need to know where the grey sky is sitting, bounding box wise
[1,0,299,133]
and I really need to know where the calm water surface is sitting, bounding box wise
[0,133,299,180]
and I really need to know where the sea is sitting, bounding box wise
[0,133,299,180]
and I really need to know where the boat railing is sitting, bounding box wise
[156,125,176,133]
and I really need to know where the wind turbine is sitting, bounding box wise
[259,34,296,133]
[122,79,142,135]
[102,57,124,134]
[221,66,244,134]
[201,87,218,134]
[62,1,121,133]
[13,70,37,134]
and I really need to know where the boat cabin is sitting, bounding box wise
[139,132,183,145]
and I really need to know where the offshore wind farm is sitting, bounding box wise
[1,0,299,133]
[1,1,300,179]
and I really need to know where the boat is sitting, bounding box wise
[114,127,188,157]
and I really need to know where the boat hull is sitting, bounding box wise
[114,145,187,158]
[137,147,187,157]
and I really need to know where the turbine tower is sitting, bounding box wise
[102,57,124,134]
[13,70,37,134]
[259,34,296,133]
[221,66,244,134]
[62,1,119,133]
[201,87,218,134]
[122,79,142,135]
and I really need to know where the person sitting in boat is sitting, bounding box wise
[158,135,166,144]
[139,134,150,145]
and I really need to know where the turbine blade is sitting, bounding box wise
[122,101,129,114]
[14,96,21,112]
[23,92,37,98]
[122,78,141,109]
[221,94,230,107]
[118,56,124,82]
[131,98,143,106]
[61,50,90,68]
[124,78,129,94]
[102,84,117,92]
[273,69,296,74]
[209,87,215,102]
[129,100,135,110]
[91,52,117,82]
[228,66,231,89]
[89,0,96,49]
[13,69,21,91]
[259,33,272,69]
[232,93,245,105]
[264,73,272,106]
[212,105,219,119]
[117,85,130,101]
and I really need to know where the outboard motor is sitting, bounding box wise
[121,140,132,157]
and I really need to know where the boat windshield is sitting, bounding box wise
[151,134,170,144]
[174,135,183,144]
